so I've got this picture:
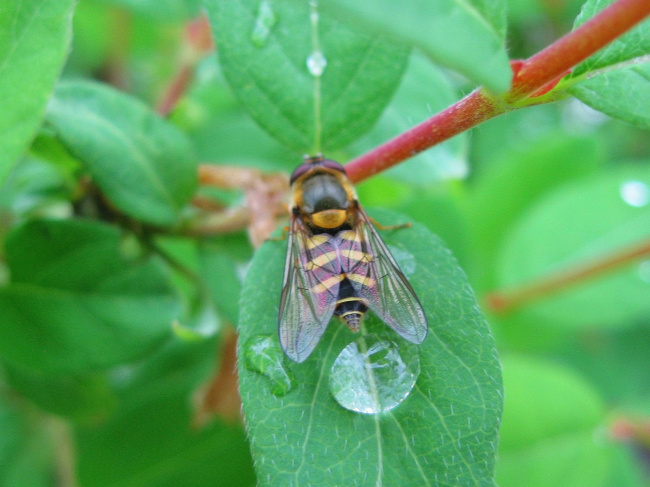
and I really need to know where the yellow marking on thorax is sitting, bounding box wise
[310,274,344,294]
[312,209,347,229]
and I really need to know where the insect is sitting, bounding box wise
[278,155,428,363]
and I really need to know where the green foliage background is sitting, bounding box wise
[1,0,649,485]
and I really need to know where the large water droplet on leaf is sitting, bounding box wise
[329,335,420,414]
[250,0,276,48]
[244,335,295,396]
[306,50,327,77]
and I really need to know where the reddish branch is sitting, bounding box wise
[345,0,650,184]
[486,239,650,313]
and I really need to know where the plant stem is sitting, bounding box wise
[345,0,650,183]
[509,0,650,101]
[345,89,500,183]
[485,238,650,313]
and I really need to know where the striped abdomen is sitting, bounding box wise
[304,229,373,332]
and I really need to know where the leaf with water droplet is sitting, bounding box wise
[329,334,420,414]
[306,50,327,77]
[204,0,409,152]
[238,209,502,486]
[244,335,295,396]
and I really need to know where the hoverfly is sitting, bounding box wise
[278,155,428,363]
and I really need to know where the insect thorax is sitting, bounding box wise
[299,173,353,233]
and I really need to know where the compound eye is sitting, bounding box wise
[289,163,312,185]
[321,159,346,175]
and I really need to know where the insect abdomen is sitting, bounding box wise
[334,278,367,332]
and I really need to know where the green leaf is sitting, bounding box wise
[352,51,469,185]
[3,364,117,421]
[0,219,180,372]
[96,0,201,21]
[204,0,410,152]
[238,209,502,486]
[318,0,512,93]
[199,234,252,324]
[565,0,650,130]
[569,62,650,131]
[0,397,55,487]
[570,0,650,78]
[496,163,650,328]
[468,133,604,291]
[75,337,256,487]
[0,0,74,185]
[497,355,611,487]
[46,80,198,226]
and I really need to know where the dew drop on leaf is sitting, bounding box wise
[250,0,277,48]
[244,335,295,396]
[306,51,327,77]
[619,180,649,207]
[329,335,420,414]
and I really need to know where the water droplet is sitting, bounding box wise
[250,0,277,48]
[329,335,420,414]
[620,180,649,207]
[244,335,295,396]
[306,50,327,77]
[387,245,416,277]
[638,260,650,283]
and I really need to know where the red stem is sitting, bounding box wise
[346,90,499,183]
[509,0,650,100]
[345,0,650,183]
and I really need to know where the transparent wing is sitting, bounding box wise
[346,209,428,344]
[278,217,340,362]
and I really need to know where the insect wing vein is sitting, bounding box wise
[350,210,428,344]
[278,218,340,362]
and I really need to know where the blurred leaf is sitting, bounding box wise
[97,0,201,21]
[199,233,252,325]
[46,80,198,226]
[496,163,650,328]
[0,0,74,185]
[238,209,502,486]
[497,355,611,487]
[4,364,116,421]
[318,0,511,93]
[204,0,410,152]
[76,397,254,487]
[352,50,469,185]
[175,55,298,171]
[555,324,650,404]
[570,62,650,131]
[0,396,55,487]
[570,0,650,79]
[0,155,74,218]
[66,0,111,75]
[468,133,604,290]
[0,219,180,372]
[75,336,255,487]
